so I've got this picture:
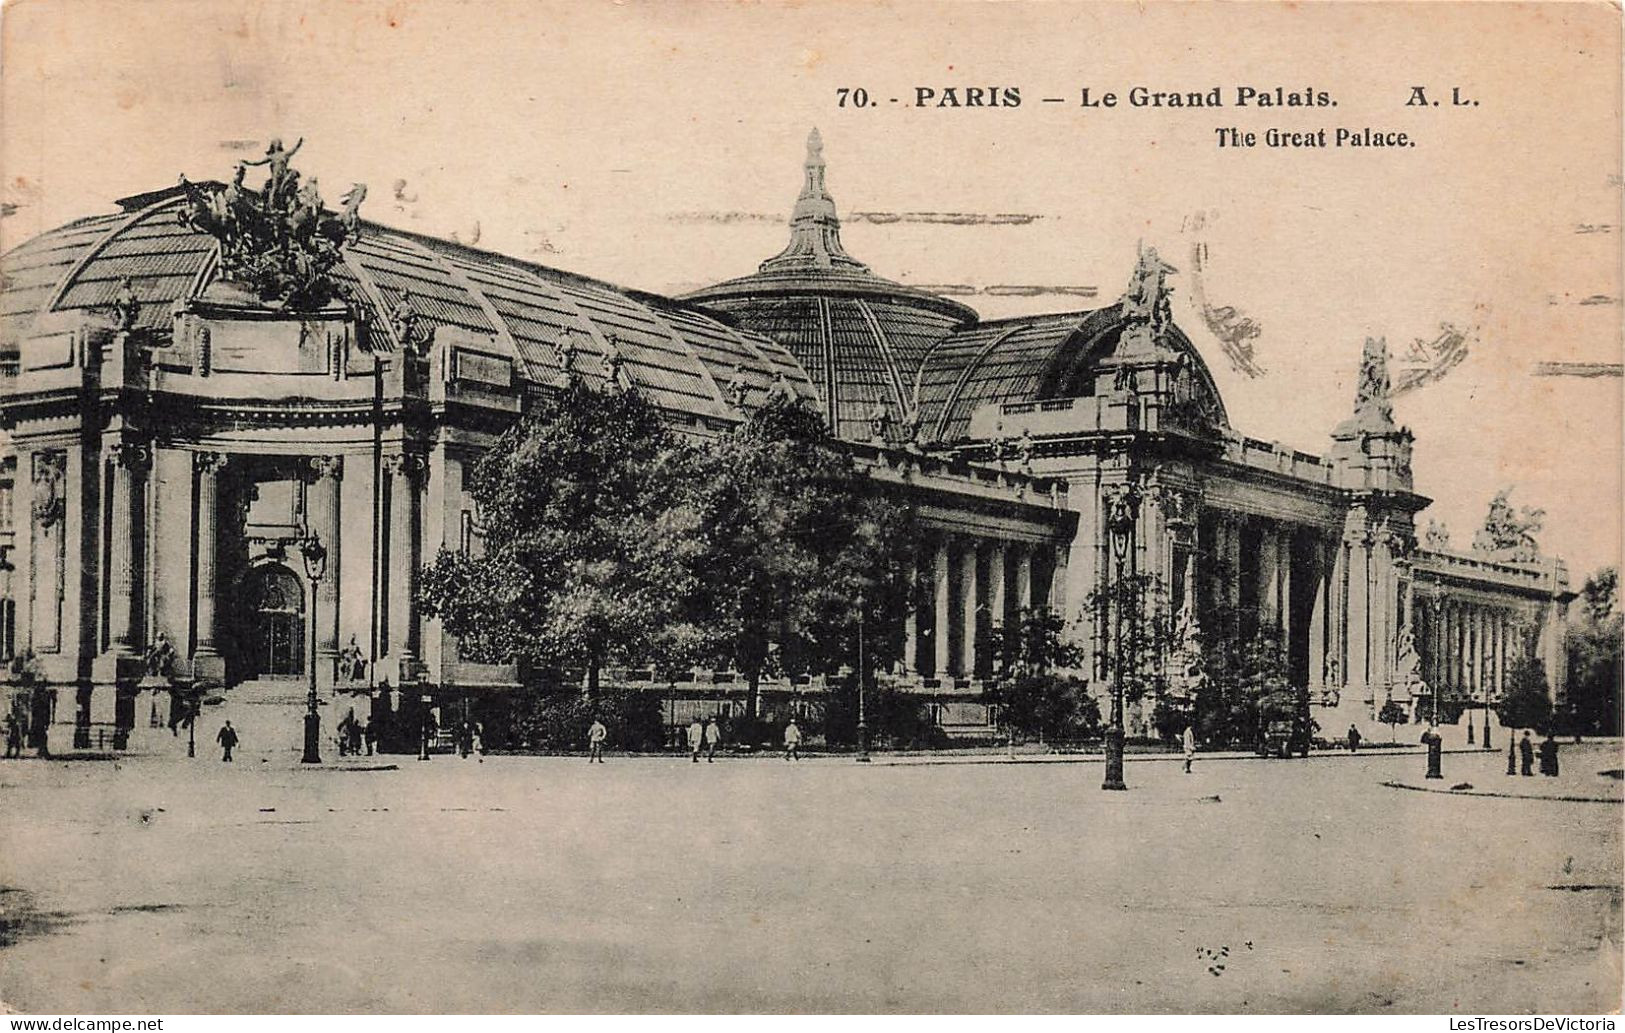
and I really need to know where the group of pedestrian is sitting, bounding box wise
[457,720,485,761]
[686,717,723,762]
[336,709,376,757]
[1513,729,1561,777]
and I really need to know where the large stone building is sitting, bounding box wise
[0,133,1573,753]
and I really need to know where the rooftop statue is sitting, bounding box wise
[764,369,800,407]
[1350,336,1397,431]
[867,401,894,443]
[556,332,581,380]
[177,138,364,311]
[900,406,925,452]
[109,276,140,331]
[1117,243,1180,359]
[1472,487,1545,564]
[725,363,751,410]
[1121,243,1178,330]
[389,290,433,354]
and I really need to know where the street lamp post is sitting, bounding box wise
[1103,478,1141,792]
[856,591,870,763]
[298,532,328,765]
[1482,684,1493,750]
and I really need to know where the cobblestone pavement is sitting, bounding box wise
[0,743,1618,1013]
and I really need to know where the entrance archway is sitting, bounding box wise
[243,563,305,679]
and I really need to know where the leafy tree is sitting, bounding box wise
[418,379,702,697]
[991,606,1085,676]
[683,395,917,729]
[998,672,1101,744]
[1377,698,1409,742]
[1565,566,1622,736]
[1496,654,1554,732]
[1472,487,1545,563]
[1195,626,1293,750]
[1084,572,1177,707]
[988,607,1099,743]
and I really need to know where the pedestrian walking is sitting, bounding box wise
[687,718,704,763]
[784,718,802,761]
[3,713,21,759]
[704,717,722,762]
[588,717,607,763]
[471,721,485,762]
[361,718,375,756]
[1346,724,1361,754]
[337,710,354,756]
[346,715,363,757]
[1182,724,1196,774]
[216,720,238,762]
[1506,736,1517,776]
[1538,732,1560,777]
[458,720,474,759]
[1518,730,1535,776]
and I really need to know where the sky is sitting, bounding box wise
[2,0,1620,580]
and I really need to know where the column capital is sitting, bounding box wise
[383,451,428,482]
[193,451,230,476]
[108,440,151,473]
[308,454,345,481]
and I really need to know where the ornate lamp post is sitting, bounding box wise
[1103,478,1142,791]
[855,591,870,763]
[298,532,328,764]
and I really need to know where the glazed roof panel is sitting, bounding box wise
[0,190,816,422]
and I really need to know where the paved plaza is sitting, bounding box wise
[0,744,1619,1014]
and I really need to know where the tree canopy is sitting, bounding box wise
[1565,566,1621,736]
[681,395,917,723]
[418,378,703,694]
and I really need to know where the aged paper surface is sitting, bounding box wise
[0,0,1620,1016]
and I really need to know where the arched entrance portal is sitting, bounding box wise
[243,563,305,679]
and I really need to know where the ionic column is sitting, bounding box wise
[1493,611,1508,698]
[1258,522,1280,630]
[987,542,1008,675]
[1226,516,1244,612]
[1460,606,1471,700]
[1308,539,1327,690]
[1014,546,1033,616]
[1328,535,1347,688]
[106,442,150,654]
[932,537,951,679]
[959,541,980,677]
[901,549,919,675]
[309,456,343,671]
[1279,529,1295,657]
[1472,606,1485,701]
[1369,531,1396,703]
[192,452,228,664]
[385,452,427,672]
[1344,528,1371,699]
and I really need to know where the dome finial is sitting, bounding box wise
[760,128,867,274]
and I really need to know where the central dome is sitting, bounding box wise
[685,130,976,442]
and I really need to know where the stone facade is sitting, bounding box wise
[0,137,1573,753]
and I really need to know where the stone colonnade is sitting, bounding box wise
[900,535,1059,682]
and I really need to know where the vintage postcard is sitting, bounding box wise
[0,0,1620,1018]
